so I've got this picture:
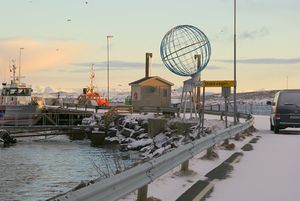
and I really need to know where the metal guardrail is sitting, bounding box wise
[53,114,254,201]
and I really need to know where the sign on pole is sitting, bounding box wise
[202,80,235,88]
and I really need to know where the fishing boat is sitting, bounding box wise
[78,64,109,107]
[0,61,41,125]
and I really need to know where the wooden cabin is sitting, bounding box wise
[129,53,174,111]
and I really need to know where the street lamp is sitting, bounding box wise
[19,47,24,83]
[107,35,113,102]
[233,0,237,125]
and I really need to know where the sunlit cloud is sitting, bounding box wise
[0,37,86,73]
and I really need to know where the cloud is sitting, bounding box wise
[238,27,269,40]
[217,57,300,64]
[69,61,224,72]
[69,60,163,72]
[213,27,269,42]
[206,65,223,70]
[0,37,86,72]
[73,60,162,68]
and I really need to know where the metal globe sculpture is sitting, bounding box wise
[160,25,211,77]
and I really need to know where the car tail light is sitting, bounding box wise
[275,113,280,120]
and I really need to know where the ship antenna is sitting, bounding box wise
[10,59,17,84]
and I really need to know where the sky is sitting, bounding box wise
[1,0,300,94]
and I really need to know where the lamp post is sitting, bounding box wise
[19,47,24,83]
[233,0,237,125]
[107,35,113,102]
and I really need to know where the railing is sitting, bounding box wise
[205,103,271,115]
[51,113,254,201]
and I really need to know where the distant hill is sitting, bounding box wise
[205,90,279,105]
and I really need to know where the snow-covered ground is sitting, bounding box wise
[119,115,300,201]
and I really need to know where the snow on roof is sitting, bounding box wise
[129,76,174,86]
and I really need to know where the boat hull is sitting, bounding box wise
[0,105,41,126]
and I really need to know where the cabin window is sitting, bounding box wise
[18,88,30,96]
[9,88,18,95]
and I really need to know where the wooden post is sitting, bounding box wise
[137,185,148,201]
[181,160,189,172]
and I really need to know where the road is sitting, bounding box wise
[207,115,300,201]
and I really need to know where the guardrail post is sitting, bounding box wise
[137,185,148,201]
[223,139,229,146]
[206,146,216,159]
[181,160,189,172]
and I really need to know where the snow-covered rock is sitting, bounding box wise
[128,139,153,150]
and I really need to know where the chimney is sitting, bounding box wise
[145,53,152,78]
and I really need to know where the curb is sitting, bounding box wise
[176,152,243,201]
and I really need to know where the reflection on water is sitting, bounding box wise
[0,135,138,201]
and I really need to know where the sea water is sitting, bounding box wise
[0,135,138,201]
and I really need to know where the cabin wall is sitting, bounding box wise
[131,80,171,111]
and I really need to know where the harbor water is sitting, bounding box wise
[0,135,139,201]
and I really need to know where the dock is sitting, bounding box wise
[1,107,95,138]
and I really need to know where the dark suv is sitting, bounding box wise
[270,90,300,133]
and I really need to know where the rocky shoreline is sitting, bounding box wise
[82,111,226,160]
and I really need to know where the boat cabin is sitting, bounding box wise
[0,83,32,105]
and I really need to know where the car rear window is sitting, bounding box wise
[278,92,300,106]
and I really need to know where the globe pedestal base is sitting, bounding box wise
[180,76,201,120]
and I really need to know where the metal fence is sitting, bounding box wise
[205,103,271,116]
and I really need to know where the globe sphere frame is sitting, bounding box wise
[160,25,211,77]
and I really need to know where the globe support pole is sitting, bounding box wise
[194,55,202,114]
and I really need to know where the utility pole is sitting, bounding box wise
[233,0,237,125]
[106,35,113,102]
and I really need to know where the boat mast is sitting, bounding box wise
[89,64,95,92]
[18,47,24,84]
